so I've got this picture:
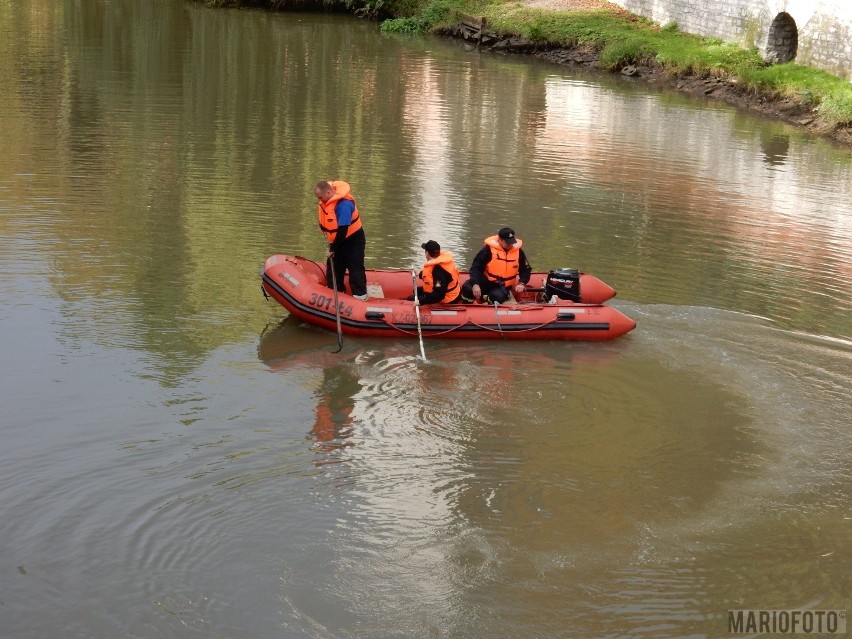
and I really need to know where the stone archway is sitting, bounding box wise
[765,12,798,64]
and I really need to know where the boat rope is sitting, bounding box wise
[466,316,560,333]
[278,255,326,284]
[493,301,504,339]
[379,314,561,337]
[379,318,471,338]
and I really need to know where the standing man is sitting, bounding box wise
[460,227,531,304]
[314,180,367,300]
[409,240,462,304]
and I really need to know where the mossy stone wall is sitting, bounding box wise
[611,0,852,80]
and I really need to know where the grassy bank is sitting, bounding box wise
[201,0,852,134]
[383,0,852,131]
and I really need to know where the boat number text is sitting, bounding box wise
[309,293,353,317]
[393,312,430,325]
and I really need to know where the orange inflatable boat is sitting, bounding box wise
[261,255,636,341]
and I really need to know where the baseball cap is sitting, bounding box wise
[497,227,517,244]
[421,240,441,253]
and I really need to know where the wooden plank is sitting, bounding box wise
[454,10,487,33]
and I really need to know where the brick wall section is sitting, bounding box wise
[611,0,852,81]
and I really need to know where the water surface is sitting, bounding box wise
[1,2,850,637]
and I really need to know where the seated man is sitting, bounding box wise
[409,240,462,304]
[460,227,531,304]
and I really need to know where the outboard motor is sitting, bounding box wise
[543,268,581,302]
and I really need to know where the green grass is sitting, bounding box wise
[381,0,455,33]
[737,62,852,124]
[471,5,764,72]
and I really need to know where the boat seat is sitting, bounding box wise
[366,282,384,298]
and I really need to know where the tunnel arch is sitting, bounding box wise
[765,12,798,64]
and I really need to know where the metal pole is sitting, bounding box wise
[411,270,427,361]
[329,254,343,353]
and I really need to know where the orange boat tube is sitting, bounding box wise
[261,255,636,341]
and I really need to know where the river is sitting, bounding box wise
[1,1,849,637]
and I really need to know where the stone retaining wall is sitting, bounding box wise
[610,0,852,80]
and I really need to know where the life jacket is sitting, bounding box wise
[317,181,362,243]
[422,251,460,304]
[483,235,523,287]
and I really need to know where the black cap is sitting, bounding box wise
[421,240,441,254]
[497,227,517,244]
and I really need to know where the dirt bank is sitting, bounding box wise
[438,1,852,148]
[539,46,852,146]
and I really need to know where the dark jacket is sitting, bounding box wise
[414,264,460,304]
[468,245,531,286]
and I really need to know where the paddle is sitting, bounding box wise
[411,270,427,361]
[328,254,344,353]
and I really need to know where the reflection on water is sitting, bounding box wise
[253,310,850,637]
[760,131,791,166]
[0,1,850,637]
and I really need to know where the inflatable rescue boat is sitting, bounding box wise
[261,255,636,341]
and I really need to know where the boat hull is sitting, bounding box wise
[261,255,636,341]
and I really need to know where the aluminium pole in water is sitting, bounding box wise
[411,270,427,361]
[328,254,344,353]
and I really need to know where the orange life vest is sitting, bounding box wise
[422,251,460,304]
[317,181,362,243]
[483,235,523,287]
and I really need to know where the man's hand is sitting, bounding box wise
[327,249,334,258]
[514,282,526,293]
[472,284,482,300]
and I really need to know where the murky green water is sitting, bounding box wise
[1,1,849,637]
